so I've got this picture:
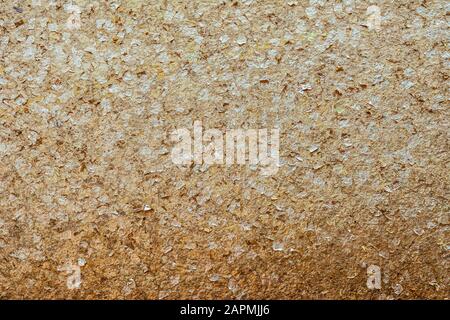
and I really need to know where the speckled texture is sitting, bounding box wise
[0,0,448,299]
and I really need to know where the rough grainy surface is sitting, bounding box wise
[0,0,448,299]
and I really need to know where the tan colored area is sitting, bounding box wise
[0,0,448,299]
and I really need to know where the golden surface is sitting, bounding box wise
[0,0,448,299]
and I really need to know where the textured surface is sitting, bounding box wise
[0,0,449,299]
